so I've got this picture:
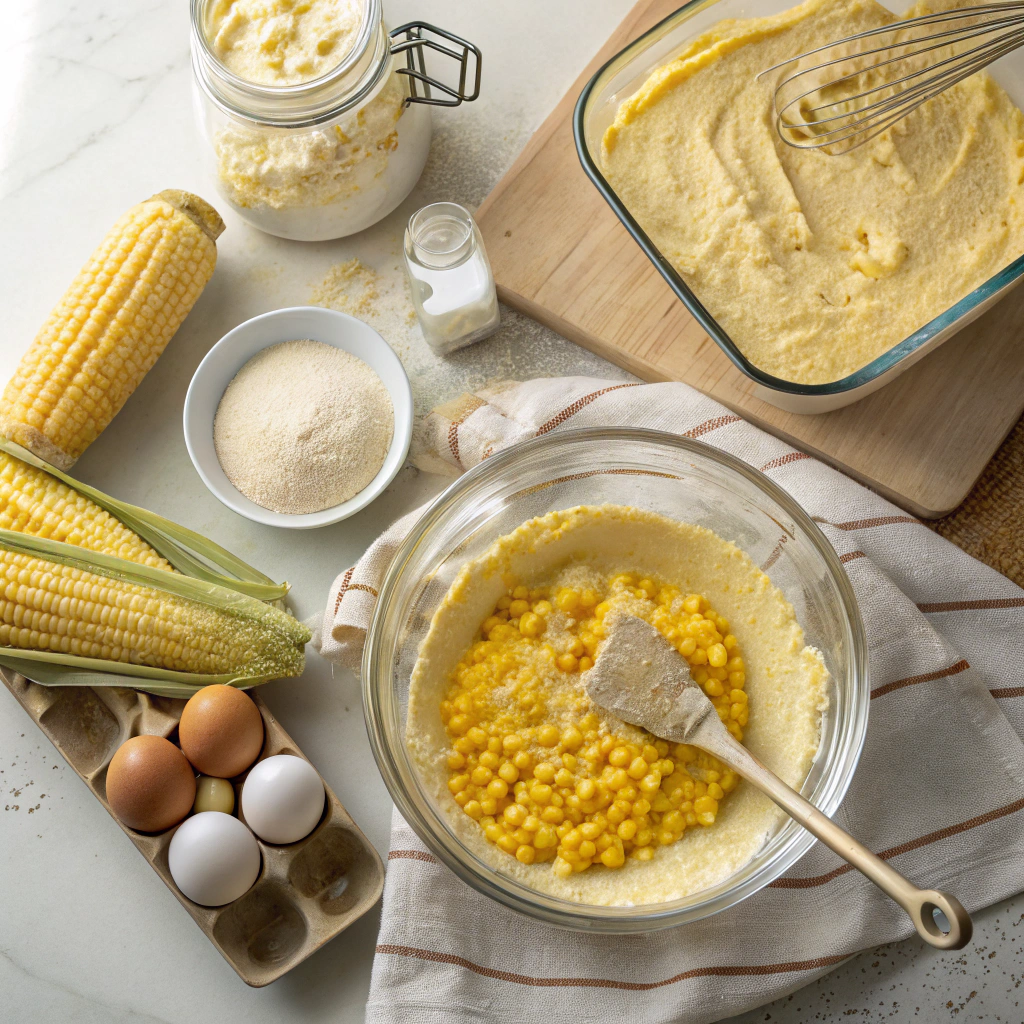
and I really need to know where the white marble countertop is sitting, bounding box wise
[1,1,1021,1021]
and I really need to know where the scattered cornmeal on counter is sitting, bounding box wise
[407,505,828,905]
[213,339,394,515]
[600,0,1024,385]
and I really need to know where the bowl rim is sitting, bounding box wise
[362,426,870,931]
[183,305,413,530]
[571,0,1024,399]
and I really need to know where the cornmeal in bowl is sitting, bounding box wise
[407,505,829,906]
[600,0,1024,385]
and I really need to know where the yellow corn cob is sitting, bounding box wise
[0,190,225,471]
[0,549,304,678]
[0,452,171,571]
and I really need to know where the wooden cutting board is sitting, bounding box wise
[475,0,1024,519]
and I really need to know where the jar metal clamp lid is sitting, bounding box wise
[391,23,482,108]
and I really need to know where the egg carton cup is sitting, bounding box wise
[0,669,385,986]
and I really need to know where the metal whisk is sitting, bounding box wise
[760,3,1024,154]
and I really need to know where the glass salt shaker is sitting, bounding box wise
[403,202,500,354]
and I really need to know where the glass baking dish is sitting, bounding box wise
[574,0,1024,413]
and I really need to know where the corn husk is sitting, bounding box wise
[0,439,287,601]
[0,528,310,697]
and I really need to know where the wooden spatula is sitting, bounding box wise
[586,614,972,949]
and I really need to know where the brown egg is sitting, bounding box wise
[179,685,264,778]
[106,735,196,832]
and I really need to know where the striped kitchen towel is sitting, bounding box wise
[315,376,1024,1024]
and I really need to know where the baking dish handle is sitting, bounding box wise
[389,22,482,107]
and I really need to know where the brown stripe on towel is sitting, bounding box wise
[534,383,642,435]
[918,597,1024,613]
[388,849,438,864]
[760,452,812,472]
[870,659,970,699]
[374,944,851,989]
[771,797,1024,888]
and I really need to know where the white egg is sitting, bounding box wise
[241,754,325,844]
[168,812,261,906]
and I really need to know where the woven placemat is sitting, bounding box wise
[933,413,1024,588]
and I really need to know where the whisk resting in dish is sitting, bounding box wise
[760,2,1024,154]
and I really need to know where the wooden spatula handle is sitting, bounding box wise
[704,731,972,950]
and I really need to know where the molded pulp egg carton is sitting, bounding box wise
[1,669,385,986]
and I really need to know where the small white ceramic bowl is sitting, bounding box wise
[184,306,413,529]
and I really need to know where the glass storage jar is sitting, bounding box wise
[190,0,481,241]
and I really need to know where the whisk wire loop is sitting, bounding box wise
[760,3,1024,153]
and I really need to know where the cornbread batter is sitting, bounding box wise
[205,0,364,85]
[407,506,828,905]
[601,0,1024,384]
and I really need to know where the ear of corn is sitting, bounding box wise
[0,190,224,471]
[0,447,172,570]
[0,528,309,697]
[0,440,287,601]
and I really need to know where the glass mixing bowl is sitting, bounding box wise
[363,428,869,931]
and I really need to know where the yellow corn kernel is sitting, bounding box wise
[617,819,638,841]
[561,828,582,851]
[601,845,626,868]
[608,746,631,767]
[708,643,728,668]
[578,656,594,672]
[578,840,597,859]
[553,856,573,877]
[504,803,527,826]
[533,762,556,783]
[517,612,543,637]
[537,724,560,747]
[556,652,578,672]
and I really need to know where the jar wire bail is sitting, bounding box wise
[390,23,482,107]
